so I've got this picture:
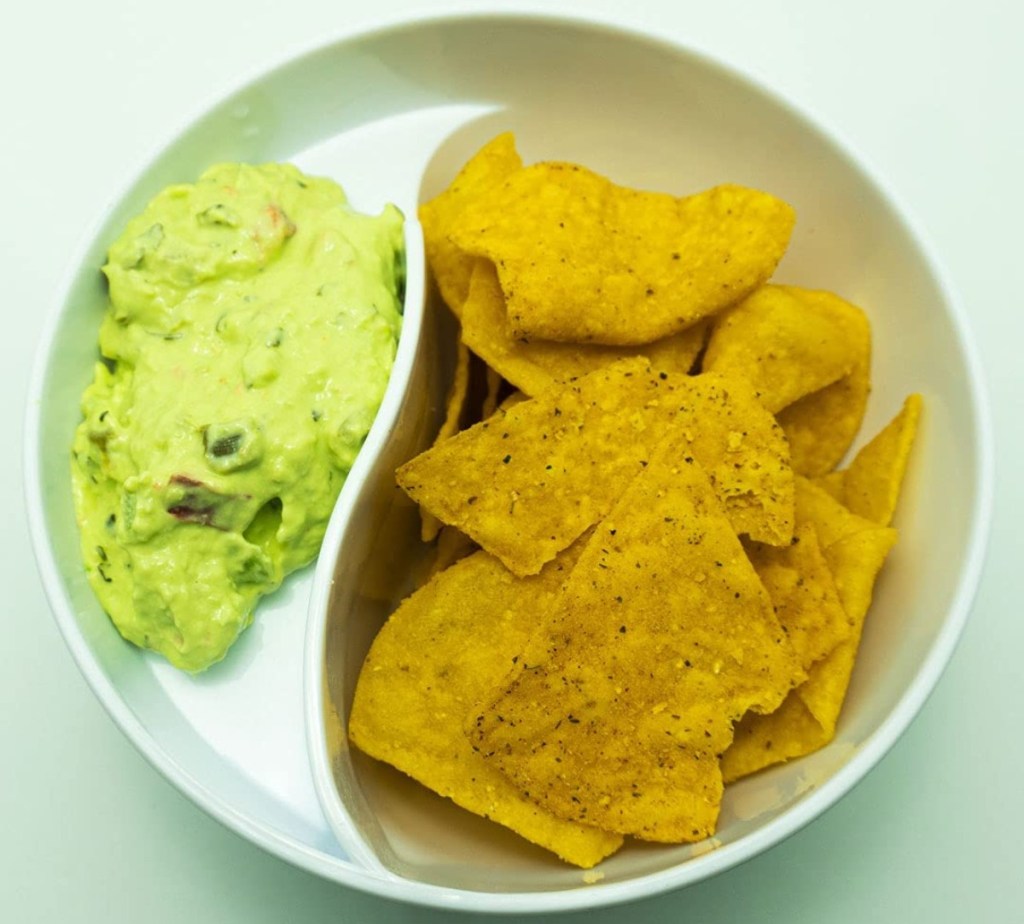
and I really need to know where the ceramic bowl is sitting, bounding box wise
[25,9,992,915]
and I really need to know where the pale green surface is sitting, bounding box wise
[3,0,1021,921]
[71,162,403,670]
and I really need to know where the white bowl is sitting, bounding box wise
[26,9,992,916]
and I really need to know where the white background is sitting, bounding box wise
[3,1,1020,921]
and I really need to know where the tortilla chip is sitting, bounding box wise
[796,526,897,732]
[439,341,473,441]
[419,133,523,316]
[794,475,873,547]
[349,545,623,868]
[428,525,478,577]
[776,300,872,476]
[721,694,829,782]
[450,162,795,345]
[811,470,846,502]
[744,523,850,670]
[461,259,706,396]
[645,320,710,375]
[421,340,473,542]
[397,361,793,575]
[470,444,803,842]
[703,285,865,413]
[841,394,922,526]
[721,481,897,781]
[497,390,528,412]
[481,364,504,419]
[398,357,659,575]
[671,372,795,546]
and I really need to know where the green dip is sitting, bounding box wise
[71,162,405,671]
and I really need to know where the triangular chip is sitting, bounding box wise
[397,361,793,575]
[720,694,829,782]
[419,133,523,316]
[776,301,872,476]
[397,357,663,576]
[461,259,706,396]
[450,161,795,345]
[481,363,504,419]
[840,393,922,526]
[497,389,528,412]
[427,525,478,577]
[703,285,865,413]
[420,339,471,542]
[797,525,897,733]
[349,544,623,869]
[469,445,803,842]
[744,523,851,670]
[721,480,897,781]
[794,475,874,547]
[437,340,473,443]
[811,469,845,502]
[671,373,795,545]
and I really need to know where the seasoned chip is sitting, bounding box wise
[481,364,504,420]
[439,341,473,442]
[461,260,707,395]
[397,361,793,575]
[721,480,896,781]
[470,445,803,842]
[744,523,850,670]
[796,525,897,733]
[721,694,828,781]
[349,545,623,868]
[419,133,523,316]
[776,302,872,476]
[397,357,661,576]
[450,162,795,345]
[674,373,795,546]
[497,389,528,412]
[421,340,472,542]
[840,394,922,526]
[794,475,872,547]
[428,525,478,577]
[703,285,865,413]
[811,469,846,503]
[644,320,710,376]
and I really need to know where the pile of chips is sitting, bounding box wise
[347,134,921,868]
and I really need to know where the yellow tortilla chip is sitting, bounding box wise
[497,390,528,412]
[796,526,897,732]
[481,363,504,420]
[744,523,850,670]
[450,162,795,345]
[841,394,922,526]
[776,301,872,476]
[428,525,478,577]
[721,481,897,781]
[811,469,846,502]
[421,340,472,542]
[397,362,793,575]
[794,475,873,547]
[419,132,523,316]
[721,694,829,782]
[439,341,473,442]
[349,545,623,868]
[461,259,706,396]
[703,285,865,413]
[398,357,661,576]
[671,372,795,545]
[470,446,802,842]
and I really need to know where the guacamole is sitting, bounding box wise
[71,162,404,671]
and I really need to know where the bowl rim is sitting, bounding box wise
[23,4,994,915]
